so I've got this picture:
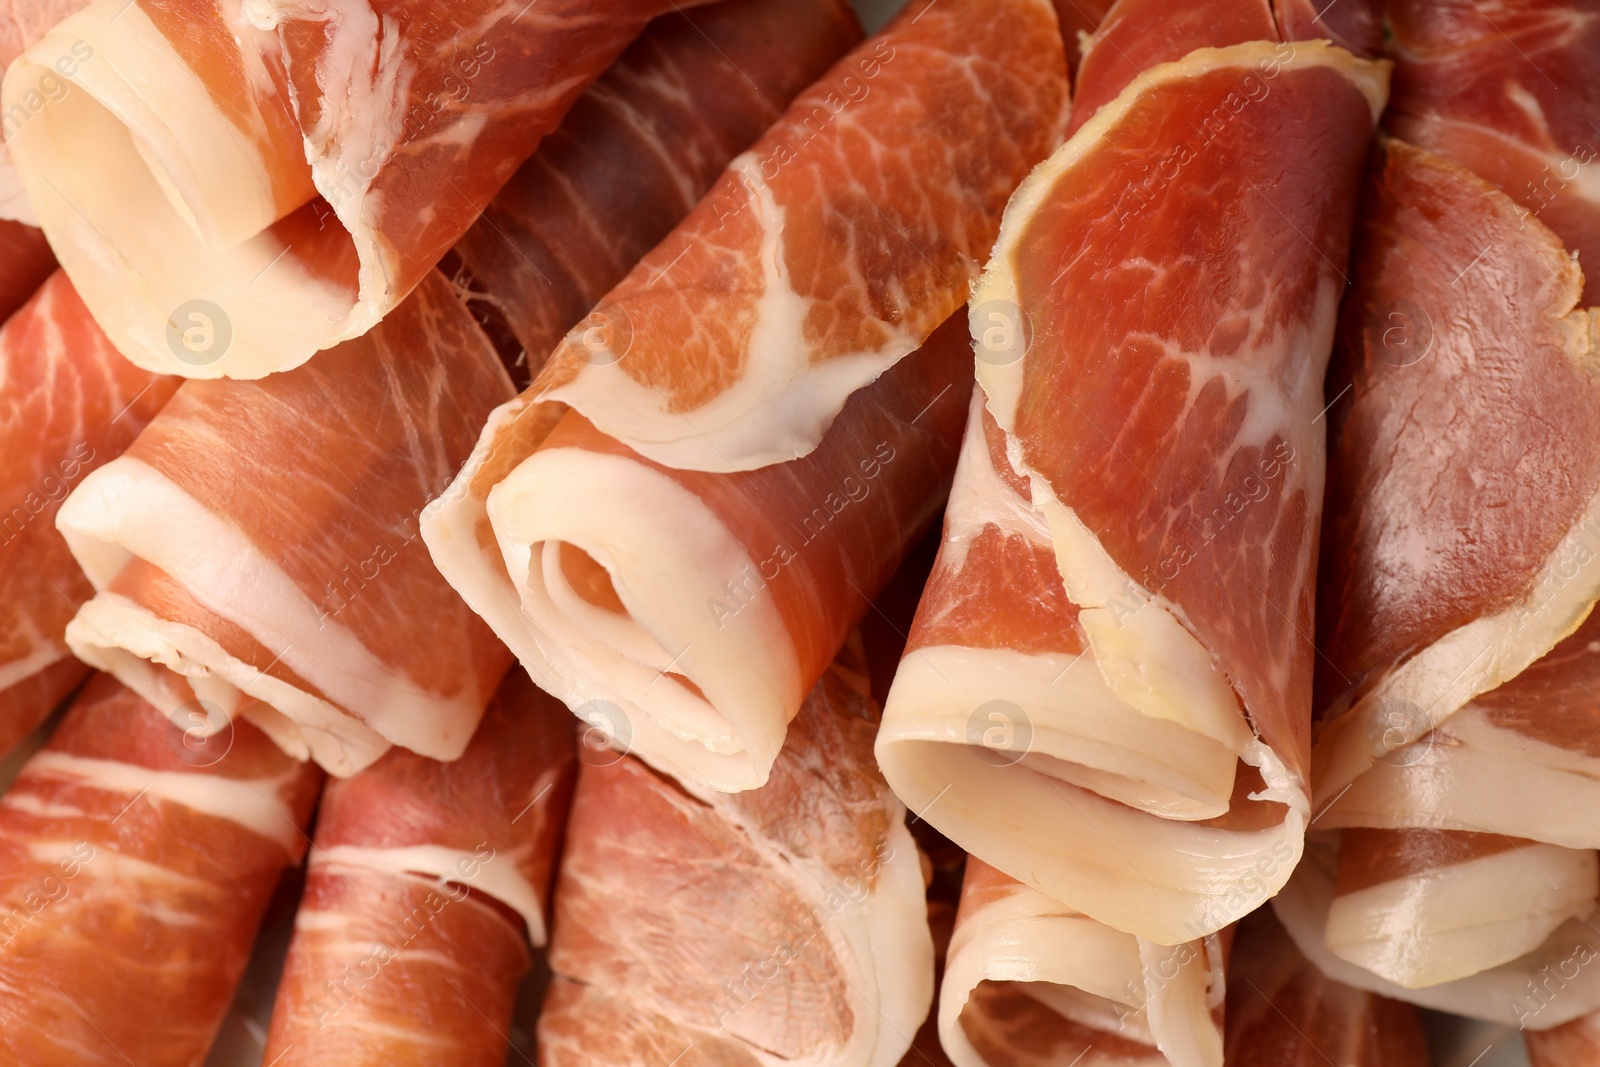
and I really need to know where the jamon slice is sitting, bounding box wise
[1387,0,1600,304]
[260,670,576,1066]
[1225,907,1428,1067]
[0,674,321,1065]
[528,0,1068,472]
[1531,1013,1600,1067]
[447,0,863,371]
[0,272,177,758]
[427,0,1067,793]
[0,221,53,322]
[876,0,1388,943]
[55,270,512,775]
[940,858,1224,1067]
[1,0,717,378]
[0,0,89,223]
[536,651,933,1067]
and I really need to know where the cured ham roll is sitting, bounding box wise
[260,670,576,1066]
[447,0,864,370]
[55,270,512,776]
[0,272,176,757]
[0,0,88,224]
[1224,908,1428,1067]
[0,0,717,380]
[49,0,856,778]
[874,0,1388,944]
[940,858,1224,1067]
[537,650,933,1067]
[425,0,1068,793]
[1386,0,1600,305]
[0,673,321,1065]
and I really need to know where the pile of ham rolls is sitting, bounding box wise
[0,0,1593,1064]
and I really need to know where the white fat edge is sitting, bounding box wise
[1321,705,1600,848]
[56,458,483,761]
[543,155,922,473]
[67,847,213,891]
[0,626,74,693]
[315,843,546,944]
[876,661,1304,944]
[974,40,1388,434]
[1274,846,1600,1029]
[3,25,352,379]
[1313,479,1600,807]
[678,772,931,1067]
[940,880,1153,1067]
[0,150,36,225]
[2,794,90,820]
[934,387,1054,579]
[1324,844,1598,989]
[1038,496,1254,756]
[22,749,307,855]
[882,644,1238,821]
[23,0,279,248]
[1139,937,1223,1067]
[65,593,390,777]
[486,446,803,792]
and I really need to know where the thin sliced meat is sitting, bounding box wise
[1531,1013,1600,1067]
[2,0,718,378]
[0,0,89,223]
[0,221,53,322]
[434,313,969,792]
[446,0,863,373]
[55,269,512,775]
[1225,907,1428,1067]
[940,858,1224,1067]
[0,272,177,758]
[537,649,933,1067]
[877,0,1387,944]
[1297,136,1600,997]
[1387,0,1600,304]
[529,0,1069,472]
[260,669,576,1066]
[428,0,1067,793]
[0,673,321,1066]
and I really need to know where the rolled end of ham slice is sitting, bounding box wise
[0,271,178,757]
[260,669,576,1066]
[56,269,514,775]
[538,653,934,1067]
[939,858,1223,1067]
[1,0,715,378]
[0,673,321,1065]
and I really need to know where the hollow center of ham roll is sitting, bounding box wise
[486,437,804,789]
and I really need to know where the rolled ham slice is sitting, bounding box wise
[56,268,513,775]
[0,0,89,224]
[1282,131,1600,1000]
[0,272,176,757]
[260,669,576,1066]
[1,0,716,379]
[875,0,1388,944]
[425,0,1068,793]
[1224,907,1428,1067]
[536,649,933,1067]
[0,673,321,1065]
[1386,0,1600,305]
[939,858,1224,1067]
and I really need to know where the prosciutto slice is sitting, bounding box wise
[425,0,1068,793]
[54,269,512,775]
[1224,907,1428,1067]
[260,669,575,1066]
[874,0,1388,944]
[0,221,52,323]
[1386,0,1600,304]
[0,272,176,758]
[1277,132,1600,1016]
[0,673,321,1065]
[0,0,89,224]
[537,649,933,1067]
[940,858,1224,1067]
[1,0,718,379]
